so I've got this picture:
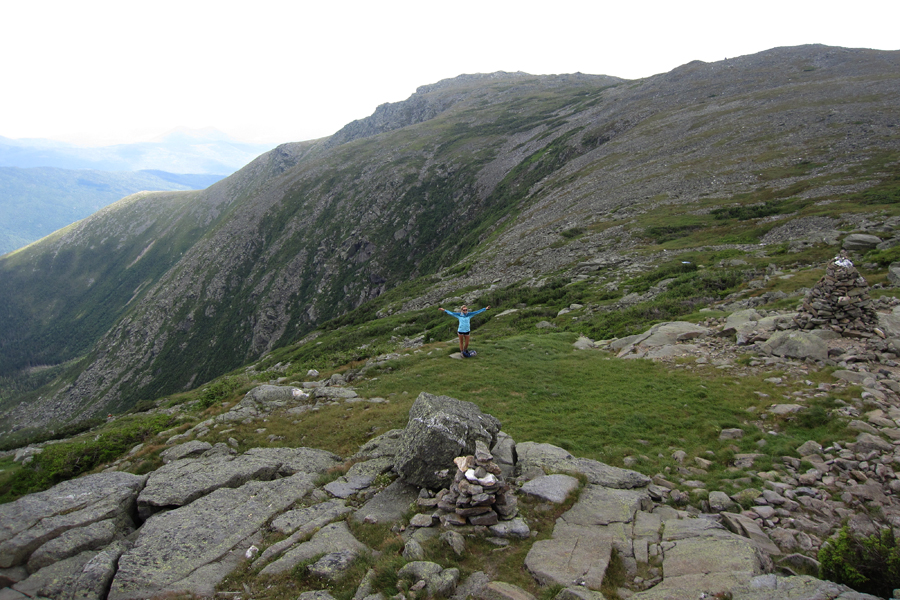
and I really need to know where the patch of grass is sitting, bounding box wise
[0,413,176,503]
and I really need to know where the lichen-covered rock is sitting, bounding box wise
[394,392,501,489]
[26,517,125,572]
[136,448,283,519]
[259,521,368,576]
[0,471,145,569]
[109,473,317,600]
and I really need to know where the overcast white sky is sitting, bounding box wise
[2,0,898,146]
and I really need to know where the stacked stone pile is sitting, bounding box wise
[434,441,517,526]
[793,255,878,336]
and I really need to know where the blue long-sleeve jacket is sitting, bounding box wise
[443,308,487,333]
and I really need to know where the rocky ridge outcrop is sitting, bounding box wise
[1,380,887,600]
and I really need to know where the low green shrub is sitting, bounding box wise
[819,525,900,597]
[0,413,174,503]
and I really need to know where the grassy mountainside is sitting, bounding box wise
[1,45,899,439]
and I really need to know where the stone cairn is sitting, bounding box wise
[792,252,879,337]
[432,441,517,527]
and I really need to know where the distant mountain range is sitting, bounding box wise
[0,168,225,255]
[0,128,276,254]
[0,128,277,174]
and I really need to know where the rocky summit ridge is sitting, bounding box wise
[1,44,899,433]
[0,387,888,600]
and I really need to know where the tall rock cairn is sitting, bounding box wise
[793,252,878,337]
[434,441,517,527]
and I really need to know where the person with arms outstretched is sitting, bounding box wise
[438,304,490,357]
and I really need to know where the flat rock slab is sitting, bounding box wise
[26,516,122,572]
[630,572,755,600]
[352,479,421,524]
[109,473,317,600]
[525,525,612,590]
[644,344,700,359]
[661,517,732,541]
[160,440,212,463]
[270,500,352,536]
[324,475,375,499]
[137,451,283,518]
[557,484,649,526]
[243,446,342,476]
[259,521,368,576]
[0,471,145,569]
[516,442,650,489]
[632,573,882,600]
[637,322,710,349]
[519,474,580,504]
[346,456,395,479]
[662,534,761,578]
[243,384,310,405]
[731,574,882,600]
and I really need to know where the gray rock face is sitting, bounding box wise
[759,330,828,361]
[159,440,212,463]
[64,539,131,600]
[0,471,145,569]
[136,448,283,519]
[259,521,368,576]
[516,442,651,489]
[110,473,317,600]
[352,479,422,524]
[519,474,580,504]
[394,392,501,489]
[26,517,124,572]
[243,446,342,476]
[842,233,882,250]
[12,550,97,599]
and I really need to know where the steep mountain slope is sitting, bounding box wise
[0,167,224,254]
[1,45,899,436]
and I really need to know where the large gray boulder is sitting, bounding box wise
[0,471,145,569]
[758,330,828,362]
[243,384,310,405]
[843,233,882,251]
[394,392,501,489]
[215,385,310,423]
[109,473,317,600]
